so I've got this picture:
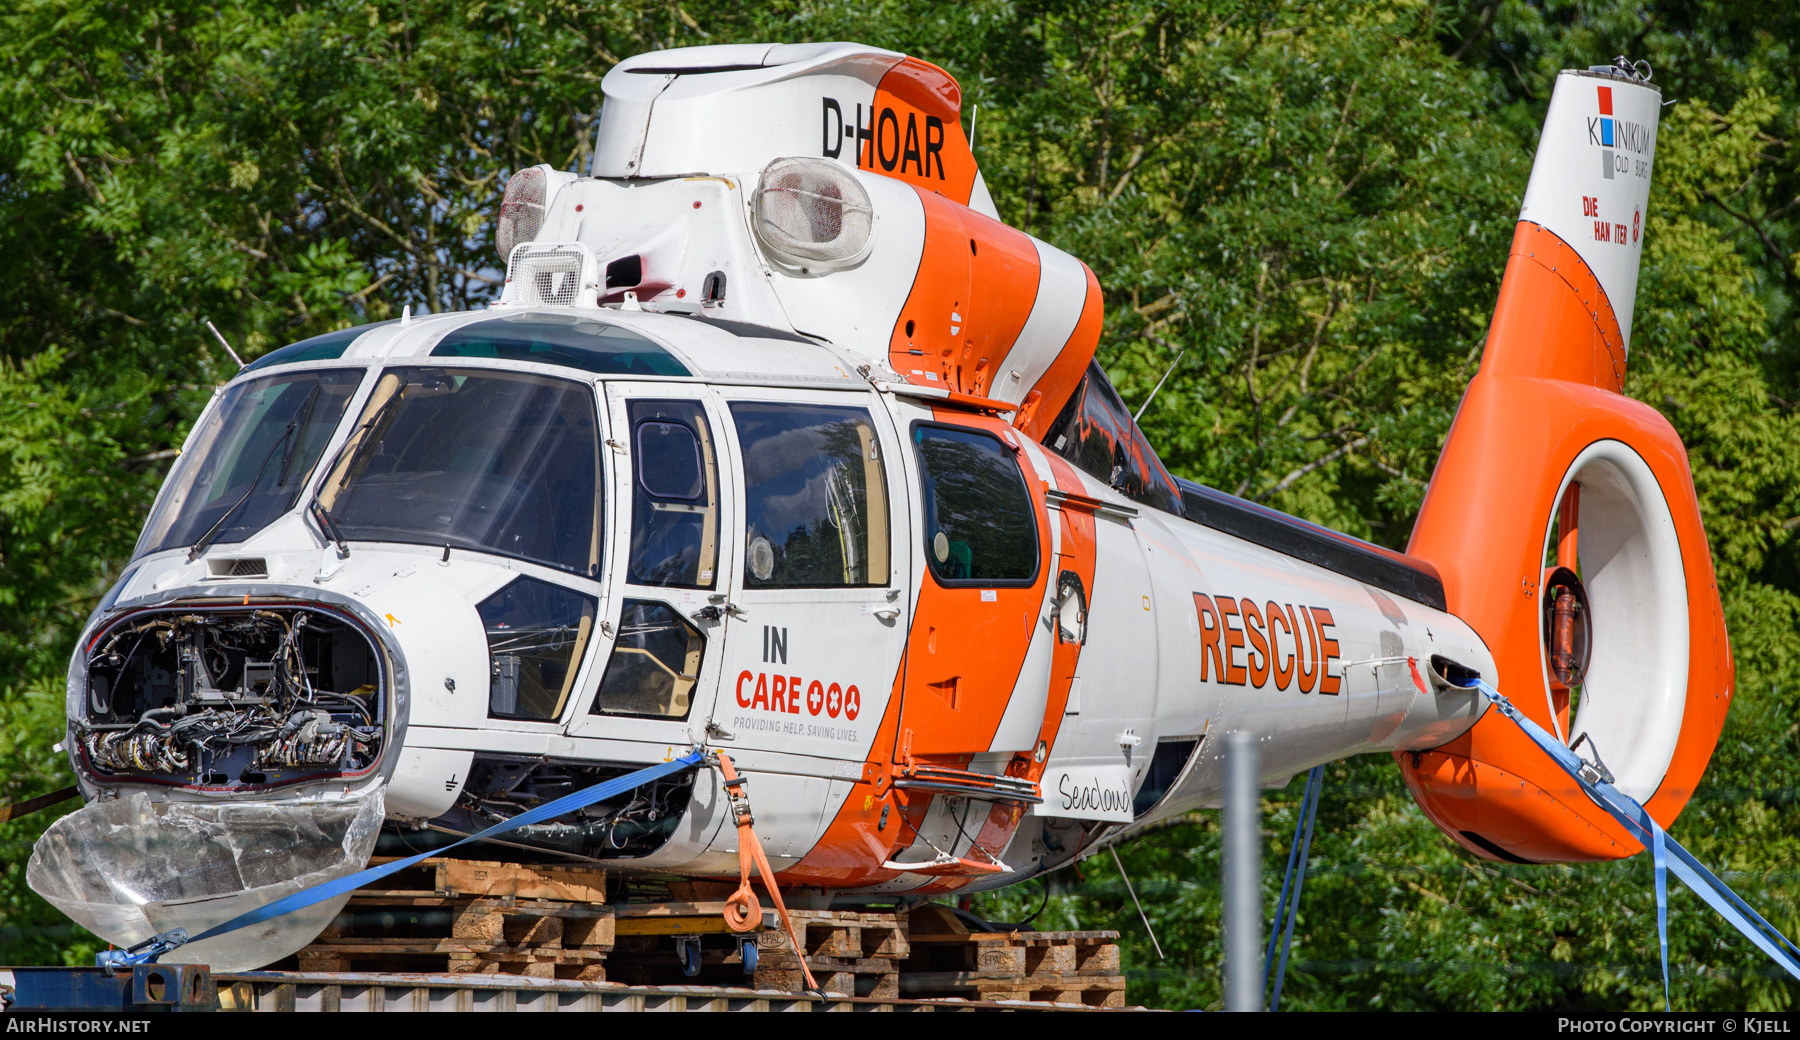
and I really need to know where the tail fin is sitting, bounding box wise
[1401,66,1733,863]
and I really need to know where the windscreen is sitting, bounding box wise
[137,370,364,557]
[315,367,602,575]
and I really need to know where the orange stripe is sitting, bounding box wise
[959,210,1042,398]
[900,454,1099,896]
[1015,264,1102,442]
[1028,455,1099,779]
[887,191,1042,397]
[1484,222,1626,391]
[784,413,1056,888]
[869,57,978,204]
[896,411,1053,762]
[888,189,971,391]
[778,670,917,886]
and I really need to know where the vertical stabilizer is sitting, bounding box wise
[1521,69,1661,352]
[1402,64,1733,864]
[1483,68,1659,390]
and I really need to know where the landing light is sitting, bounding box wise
[751,157,874,272]
[497,167,547,260]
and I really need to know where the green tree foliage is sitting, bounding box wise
[2,0,1797,1009]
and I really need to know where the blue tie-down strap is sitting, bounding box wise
[1462,679,1800,1009]
[1263,763,1324,1012]
[97,750,706,969]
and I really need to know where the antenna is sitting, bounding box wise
[203,319,246,369]
[969,104,979,152]
[1133,347,1187,422]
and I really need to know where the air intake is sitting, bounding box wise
[504,242,598,307]
[206,557,268,578]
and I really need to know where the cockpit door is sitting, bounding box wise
[708,386,912,766]
[565,383,734,747]
[892,413,1054,763]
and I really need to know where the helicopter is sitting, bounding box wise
[29,43,1728,969]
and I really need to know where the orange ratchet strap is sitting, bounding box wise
[715,752,818,992]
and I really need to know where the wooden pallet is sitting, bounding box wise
[896,970,1127,1006]
[900,909,1125,1007]
[599,906,906,996]
[750,911,907,998]
[298,896,615,980]
[357,856,607,903]
[293,859,1127,1001]
[298,939,610,980]
[787,908,910,960]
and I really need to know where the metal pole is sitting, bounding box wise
[1223,731,1262,1011]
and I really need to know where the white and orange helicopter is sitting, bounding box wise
[30,43,1729,971]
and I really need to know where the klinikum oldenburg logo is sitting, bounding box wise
[1590,84,1655,181]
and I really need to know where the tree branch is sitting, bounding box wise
[1701,189,1788,266]
[1256,435,1369,501]
[1449,2,1498,63]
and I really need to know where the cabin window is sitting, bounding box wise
[627,400,720,589]
[729,402,891,588]
[242,321,395,372]
[589,600,705,719]
[481,577,598,721]
[315,368,602,576]
[913,425,1040,585]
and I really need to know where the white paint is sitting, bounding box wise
[988,239,1090,408]
[1518,70,1661,351]
[1552,440,1689,802]
[1035,763,1135,822]
[386,746,474,819]
[763,172,925,349]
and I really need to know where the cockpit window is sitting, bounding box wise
[433,314,690,377]
[1041,360,1183,516]
[730,402,890,588]
[626,400,719,589]
[137,370,364,557]
[315,367,602,575]
[588,600,704,719]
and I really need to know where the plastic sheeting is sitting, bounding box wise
[27,787,383,971]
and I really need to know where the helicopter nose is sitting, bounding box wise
[75,602,388,790]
